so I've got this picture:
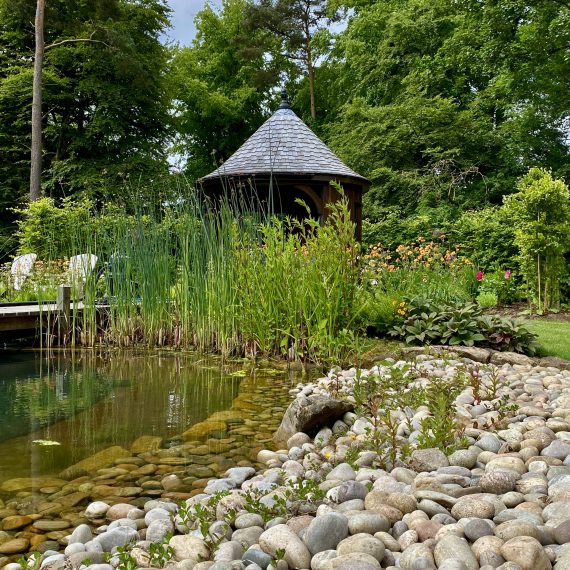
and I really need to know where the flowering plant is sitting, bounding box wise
[475,267,520,305]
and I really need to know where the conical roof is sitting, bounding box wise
[201,92,368,183]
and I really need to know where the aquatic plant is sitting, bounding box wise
[22,191,360,364]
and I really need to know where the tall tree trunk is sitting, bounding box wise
[30,0,45,202]
[304,28,316,120]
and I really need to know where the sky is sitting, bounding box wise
[165,0,221,46]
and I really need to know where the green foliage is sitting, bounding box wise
[476,268,520,305]
[19,194,361,362]
[327,0,570,212]
[476,291,498,309]
[13,197,92,258]
[148,536,174,568]
[390,297,539,354]
[502,168,570,312]
[417,373,469,453]
[478,316,539,355]
[352,364,421,467]
[350,362,470,464]
[170,0,278,180]
[450,208,518,272]
[0,0,172,207]
[113,545,137,570]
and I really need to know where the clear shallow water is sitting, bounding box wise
[0,350,286,482]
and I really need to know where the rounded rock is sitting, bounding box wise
[434,535,478,570]
[259,524,311,569]
[347,512,390,535]
[336,533,385,562]
[499,536,551,570]
[304,513,349,555]
[451,498,495,520]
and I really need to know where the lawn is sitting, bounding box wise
[525,320,570,361]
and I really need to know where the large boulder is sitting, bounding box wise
[274,395,354,444]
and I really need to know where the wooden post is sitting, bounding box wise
[57,284,71,344]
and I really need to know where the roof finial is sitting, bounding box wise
[278,88,290,110]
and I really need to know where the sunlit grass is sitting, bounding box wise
[525,320,570,361]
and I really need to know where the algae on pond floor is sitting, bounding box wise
[0,350,302,485]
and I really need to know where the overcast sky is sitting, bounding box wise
[165,0,221,46]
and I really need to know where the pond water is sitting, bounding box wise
[0,350,304,505]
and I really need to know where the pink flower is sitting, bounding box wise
[476,271,484,281]
[504,270,511,279]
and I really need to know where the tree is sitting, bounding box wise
[170,0,280,181]
[0,0,172,214]
[30,0,44,201]
[503,168,570,312]
[324,0,570,220]
[243,0,339,119]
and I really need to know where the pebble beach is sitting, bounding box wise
[3,350,570,570]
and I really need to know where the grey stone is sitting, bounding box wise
[542,441,570,460]
[336,481,368,503]
[326,463,356,482]
[336,533,385,562]
[69,524,93,545]
[479,471,518,494]
[146,518,174,543]
[304,513,349,554]
[214,541,244,562]
[464,519,494,541]
[243,548,273,570]
[347,512,390,535]
[226,467,256,486]
[232,527,264,547]
[274,395,354,444]
[259,524,312,569]
[434,535,478,570]
[410,449,449,472]
[94,527,138,552]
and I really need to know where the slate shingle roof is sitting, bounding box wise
[201,104,367,183]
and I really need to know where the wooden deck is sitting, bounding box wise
[0,301,86,332]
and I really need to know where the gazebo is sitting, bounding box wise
[199,90,370,240]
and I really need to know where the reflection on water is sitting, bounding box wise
[0,350,248,480]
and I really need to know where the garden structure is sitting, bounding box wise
[199,90,369,239]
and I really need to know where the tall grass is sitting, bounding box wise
[57,193,361,363]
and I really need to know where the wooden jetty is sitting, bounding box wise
[0,287,108,342]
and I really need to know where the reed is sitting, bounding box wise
[56,191,362,364]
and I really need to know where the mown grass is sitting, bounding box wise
[525,320,570,360]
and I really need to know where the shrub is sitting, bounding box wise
[478,316,539,355]
[450,207,518,271]
[475,268,520,305]
[477,291,498,308]
[502,168,570,312]
[389,297,539,354]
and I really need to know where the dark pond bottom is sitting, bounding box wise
[0,350,305,516]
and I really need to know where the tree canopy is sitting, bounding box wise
[0,0,172,218]
[0,0,568,235]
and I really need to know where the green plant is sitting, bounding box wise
[502,168,570,313]
[148,535,175,568]
[478,316,539,355]
[476,267,520,305]
[417,373,469,453]
[390,298,485,347]
[477,290,498,308]
[242,487,287,523]
[177,490,231,545]
[353,364,421,467]
[114,545,137,570]
[18,554,41,570]
[390,297,539,354]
